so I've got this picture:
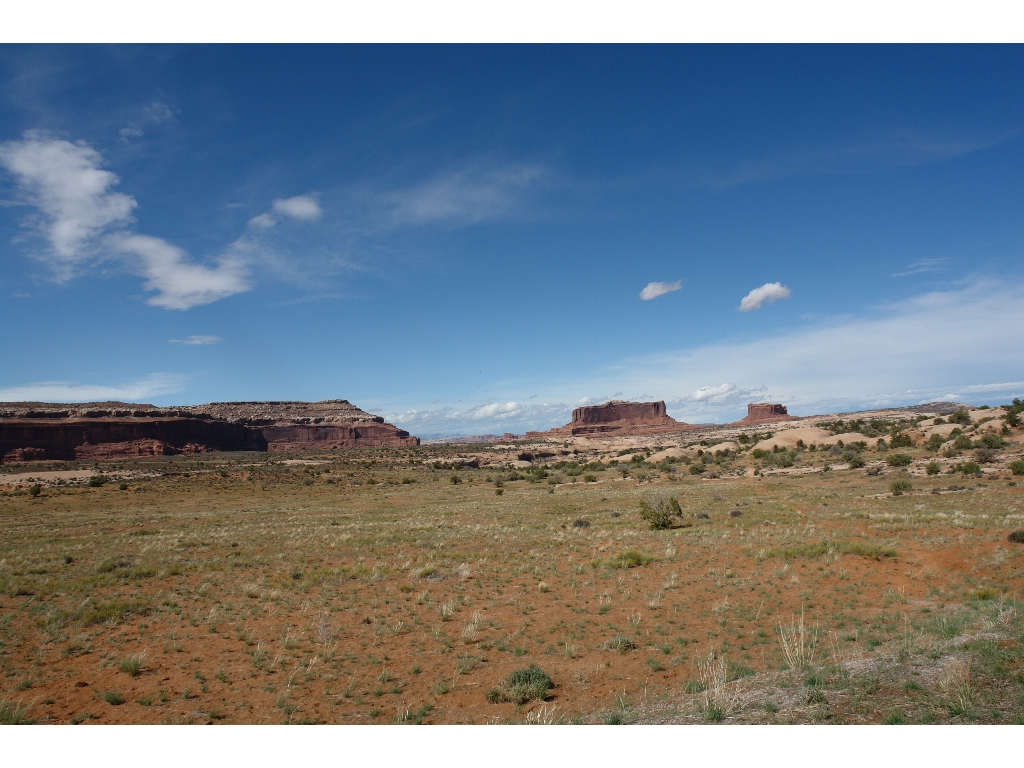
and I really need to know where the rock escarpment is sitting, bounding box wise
[733,403,800,426]
[526,400,694,438]
[0,400,418,462]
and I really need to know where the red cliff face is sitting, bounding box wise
[527,400,694,438]
[733,403,800,426]
[0,400,419,462]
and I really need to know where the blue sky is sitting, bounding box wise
[1,45,1023,436]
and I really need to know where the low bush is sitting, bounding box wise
[598,550,656,569]
[926,462,941,475]
[948,408,971,425]
[953,435,974,451]
[1008,530,1024,544]
[87,476,107,488]
[886,453,912,467]
[960,462,981,475]
[689,464,705,475]
[890,479,912,495]
[638,494,682,530]
[1010,460,1024,476]
[925,434,944,451]
[28,484,41,497]
[485,665,552,705]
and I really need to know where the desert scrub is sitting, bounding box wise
[595,550,656,569]
[757,540,896,562]
[890,479,912,495]
[1010,461,1024,476]
[604,634,637,653]
[638,493,682,530]
[118,651,147,677]
[886,453,912,467]
[485,665,553,705]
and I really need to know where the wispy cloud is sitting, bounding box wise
[891,258,948,277]
[581,279,1024,421]
[119,101,176,143]
[0,373,185,403]
[387,164,545,226]
[169,335,222,345]
[739,282,790,312]
[705,131,1009,190]
[639,280,682,301]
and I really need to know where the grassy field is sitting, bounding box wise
[2,421,1024,724]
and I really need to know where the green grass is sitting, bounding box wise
[595,550,657,569]
[102,690,125,706]
[0,699,32,725]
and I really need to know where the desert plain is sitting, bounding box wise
[2,402,1024,725]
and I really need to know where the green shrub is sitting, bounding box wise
[118,483,128,491]
[28,484,41,497]
[689,464,704,475]
[980,433,1005,449]
[890,479,912,495]
[102,690,125,706]
[638,494,681,530]
[485,665,552,705]
[890,432,913,448]
[583,474,596,483]
[1008,530,1024,544]
[87,476,107,488]
[925,462,940,475]
[953,435,973,450]
[1010,461,1024,476]
[948,408,971,425]
[960,462,980,475]
[886,453,912,467]
[0,699,31,725]
[751,449,768,459]
[925,434,944,451]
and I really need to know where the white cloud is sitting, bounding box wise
[0,131,136,274]
[738,282,791,312]
[272,195,321,221]
[639,280,682,301]
[0,132,252,309]
[170,335,222,345]
[114,234,250,310]
[0,373,185,403]
[387,399,569,436]
[581,279,1024,421]
[118,126,145,142]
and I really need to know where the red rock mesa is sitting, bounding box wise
[0,400,418,463]
[526,400,696,438]
[733,403,800,426]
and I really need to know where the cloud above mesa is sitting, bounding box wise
[0,132,318,310]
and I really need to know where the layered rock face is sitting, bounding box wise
[734,403,800,425]
[0,400,418,462]
[527,400,694,438]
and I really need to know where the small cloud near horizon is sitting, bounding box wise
[739,282,791,312]
[639,280,682,301]
[170,335,222,345]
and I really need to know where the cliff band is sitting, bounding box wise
[0,400,418,462]
[526,400,695,438]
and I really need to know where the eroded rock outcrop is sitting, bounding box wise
[0,399,418,462]
[733,403,800,426]
[526,400,695,438]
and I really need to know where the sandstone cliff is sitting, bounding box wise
[0,399,418,462]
